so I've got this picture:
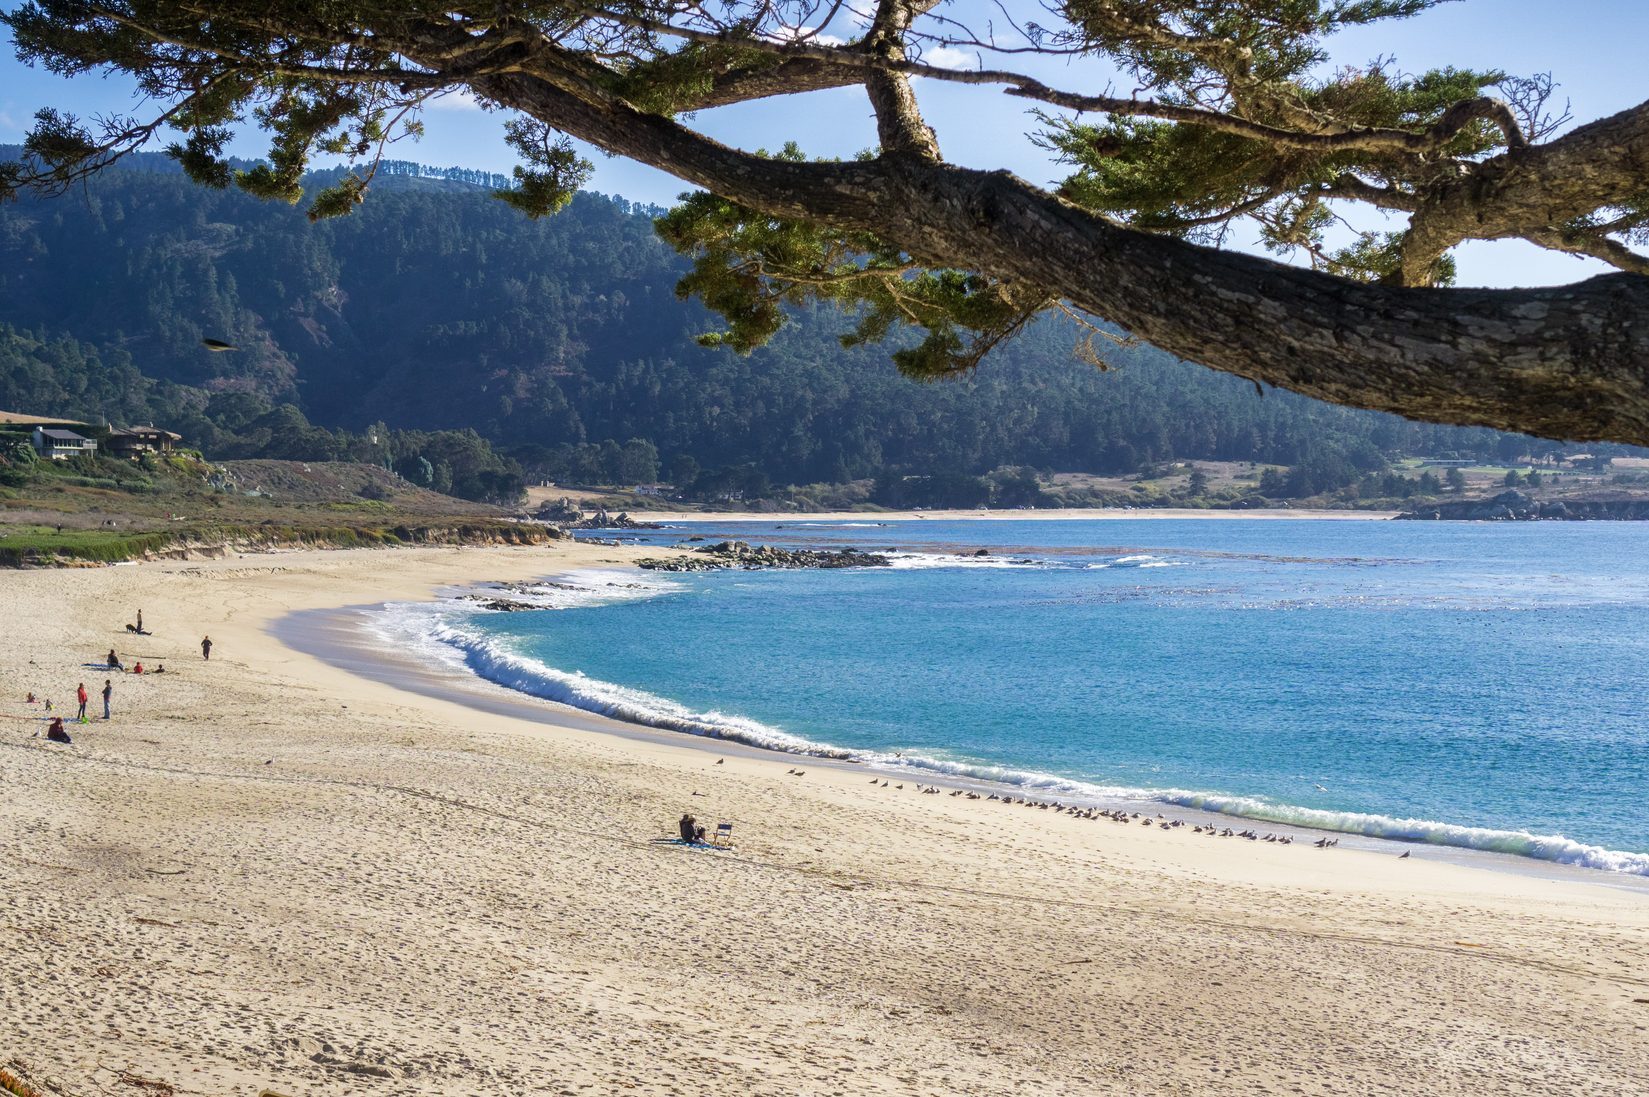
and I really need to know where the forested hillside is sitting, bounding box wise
[0,150,1600,504]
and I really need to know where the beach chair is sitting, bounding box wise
[711,821,734,847]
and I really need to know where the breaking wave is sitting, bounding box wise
[362,571,1649,879]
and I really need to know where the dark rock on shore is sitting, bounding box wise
[462,595,537,611]
[1397,490,1649,521]
[636,540,893,572]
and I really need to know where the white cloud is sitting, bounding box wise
[761,26,847,47]
[428,89,485,111]
[918,45,977,71]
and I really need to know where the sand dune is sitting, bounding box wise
[1,543,1645,1095]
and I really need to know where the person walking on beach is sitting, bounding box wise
[101,679,112,720]
[201,635,213,661]
[76,682,87,722]
[136,608,143,634]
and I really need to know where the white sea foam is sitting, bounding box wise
[361,574,1649,878]
[1152,790,1649,876]
[884,553,1044,570]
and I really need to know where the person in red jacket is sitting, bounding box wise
[76,682,87,722]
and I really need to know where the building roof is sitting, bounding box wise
[0,409,92,428]
[107,425,183,442]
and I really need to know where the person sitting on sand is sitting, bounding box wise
[46,717,70,744]
[25,692,35,704]
[106,649,123,671]
[132,662,144,675]
[153,664,166,674]
[678,813,706,843]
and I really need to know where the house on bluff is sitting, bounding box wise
[0,409,181,461]
[103,425,182,458]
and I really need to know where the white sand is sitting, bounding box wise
[2,542,1646,1096]
[642,507,1398,522]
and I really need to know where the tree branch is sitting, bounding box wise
[862,0,941,160]
[1524,229,1649,277]
[375,24,1649,444]
[572,7,1521,158]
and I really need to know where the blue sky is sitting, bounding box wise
[3,0,1645,288]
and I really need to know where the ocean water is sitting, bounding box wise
[372,519,1649,875]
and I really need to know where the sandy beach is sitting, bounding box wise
[639,506,1399,523]
[2,542,1646,1096]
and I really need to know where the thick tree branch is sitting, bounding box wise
[688,57,860,109]
[11,2,1649,446]
[1401,100,1649,284]
[862,0,941,160]
[377,28,1649,445]
[1319,173,1418,212]
[1524,229,1649,278]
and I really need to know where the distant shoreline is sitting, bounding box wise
[640,506,1399,523]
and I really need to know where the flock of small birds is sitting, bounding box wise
[714,759,1411,857]
[852,779,1395,850]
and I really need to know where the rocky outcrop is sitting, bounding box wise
[531,496,584,524]
[1397,490,1649,521]
[637,540,892,572]
[571,508,662,530]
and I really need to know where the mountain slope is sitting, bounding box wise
[0,151,1587,489]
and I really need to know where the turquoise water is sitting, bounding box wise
[381,519,1649,874]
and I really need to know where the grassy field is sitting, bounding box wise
[0,455,557,566]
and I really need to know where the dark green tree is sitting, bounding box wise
[618,437,661,484]
[668,453,700,488]
[4,2,1649,444]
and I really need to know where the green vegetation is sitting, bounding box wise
[0,444,556,566]
[4,152,1631,514]
[6,3,1648,447]
[0,526,175,566]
